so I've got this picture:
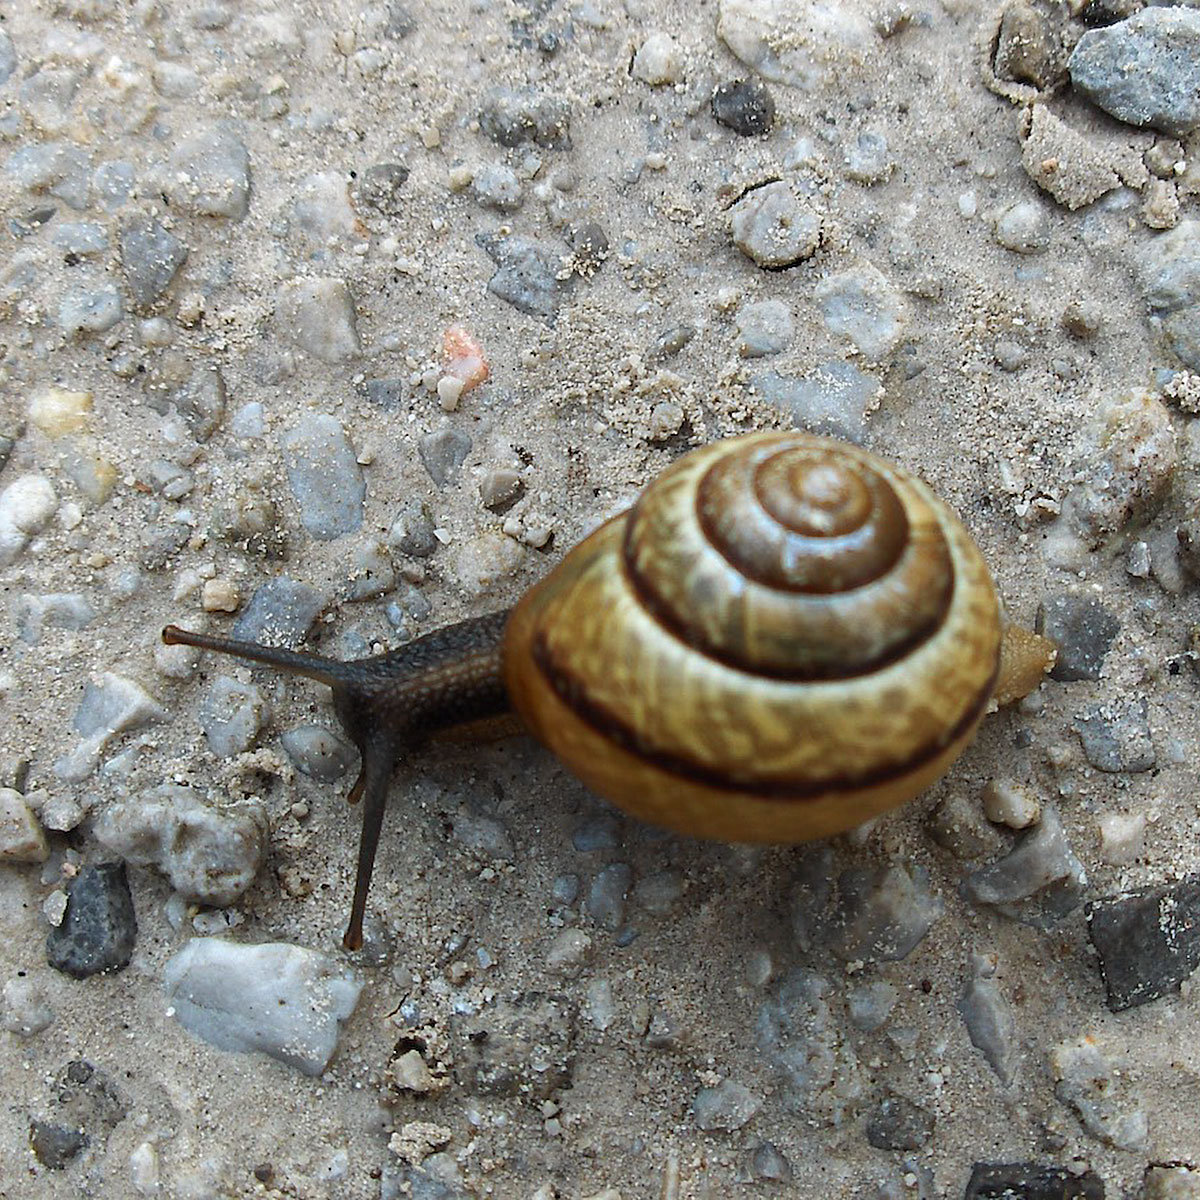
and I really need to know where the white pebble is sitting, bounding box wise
[982,779,1042,829]
[0,475,58,566]
[1097,811,1146,864]
[0,788,49,862]
[632,31,684,85]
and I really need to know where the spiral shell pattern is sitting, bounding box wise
[503,432,1003,843]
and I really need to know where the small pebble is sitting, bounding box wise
[844,131,893,184]
[632,32,684,86]
[389,499,439,557]
[276,277,361,362]
[735,299,793,357]
[93,784,267,907]
[587,862,632,932]
[281,725,355,781]
[1139,220,1200,370]
[692,1079,763,1132]
[750,1141,792,1183]
[846,981,898,1032]
[730,182,822,269]
[160,124,251,219]
[926,794,1006,861]
[1142,1165,1200,1200]
[344,538,396,601]
[418,427,473,487]
[357,162,410,216]
[994,199,1050,253]
[992,2,1059,90]
[960,968,1017,1084]
[15,592,95,644]
[201,578,240,613]
[1,976,55,1035]
[965,809,1085,908]
[46,862,138,979]
[29,1120,88,1170]
[830,865,941,962]
[1050,1036,1147,1150]
[54,672,167,783]
[545,928,593,973]
[754,361,880,443]
[711,79,775,136]
[450,810,514,859]
[472,162,522,212]
[59,284,124,336]
[865,1092,934,1151]
[29,385,92,436]
[480,468,524,512]
[281,413,366,539]
[478,87,570,150]
[164,937,362,1075]
[1086,875,1200,1010]
[1036,592,1119,681]
[814,264,906,361]
[1096,811,1145,865]
[0,787,49,862]
[231,577,324,646]
[199,676,270,758]
[981,779,1041,829]
[477,233,564,321]
[1075,697,1156,773]
[119,215,188,310]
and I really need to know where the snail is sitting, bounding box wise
[162,432,1055,949]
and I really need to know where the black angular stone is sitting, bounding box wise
[865,1091,934,1151]
[711,79,776,137]
[965,1163,1104,1199]
[1085,875,1200,1011]
[46,863,137,980]
[29,1120,88,1170]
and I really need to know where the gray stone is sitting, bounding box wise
[1139,220,1200,369]
[847,981,898,1032]
[711,79,775,136]
[14,593,96,644]
[389,498,439,556]
[232,577,325,646]
[344,538,396,601]
[1,977,55,1035]
[59,285,123,336]
[1070,8,1200,137]
[960,971,1017,1084]
[814,264,906,360]
[46,863,137,979]
[280,725,355,781]
[754,361,880,443]
[199,676,270,758]
[993,2,1060,90]
[865,1092,934,1151]
[478,87,571,149]
[119,216,187,309]
[450,811,514,859]
[587,862,632,931]
[1050,1036,1147,1150]
[736,299,793,357]
[477,234,565,321]
[418,427,473,487]
[829,865,941,962]
[730,182,822,269]
[693,1079,763,1131]
[162,124,251,219]
[50,221,108,256]
[357,162,409,216]
[0,29,15,86]
[94,785,267,907]
[1037,592,1119,681]
[0,474,57,567]
[750,1141,792,1183]
[1086,875,1200,1011]
[472,163,523,212]
[143,363,227,442]
[1075,697,1156,772]
[275,277,361,362]
[994,199,1051,254]
[281,414,365,539]
[29,1120,88,1170]
[844,130,893,184]
[55,673,167,782]
[965,809,1085,908]
[93,160,134,211]
[164,938,362,1075]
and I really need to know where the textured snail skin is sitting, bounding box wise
[162,432,1053,946]
[503,432,1006,843]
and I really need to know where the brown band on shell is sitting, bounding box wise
[531,628,998,800]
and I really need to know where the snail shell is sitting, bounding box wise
[502,431,1003,842]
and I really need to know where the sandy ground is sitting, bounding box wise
[1,0,1199,1197]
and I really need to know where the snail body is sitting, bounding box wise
[162,432,1054,948]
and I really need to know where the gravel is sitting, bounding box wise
[45,863,138,980]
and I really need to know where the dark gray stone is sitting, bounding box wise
[1075,697,1156,772]
[46,863,137,979]
[1086,875,1200,1011]
[29,1120,88,1169]
[119,216,187,310]
[358,163,409,215]
[232,577,324,646]
[1037,592,1119,681]
[711,79,776,136]
[865,1092,934,1151]
[478,87,571,149]
[829,865,941,962]
[964,1163,1104,1199]
[477,233,565,321]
